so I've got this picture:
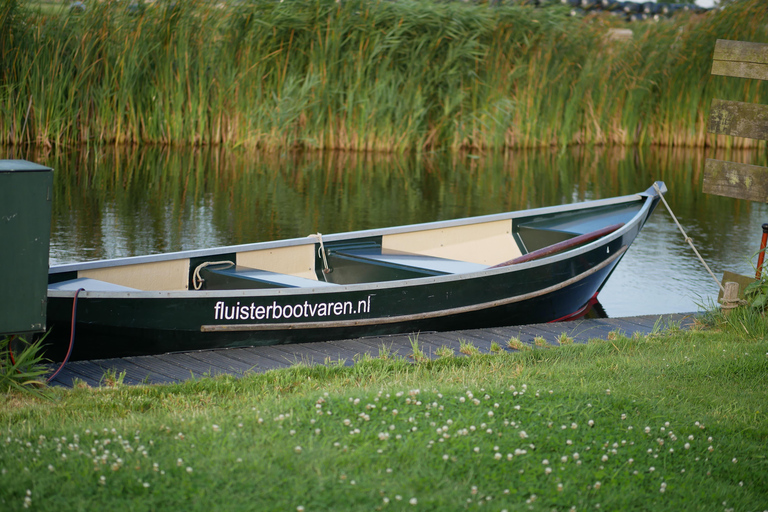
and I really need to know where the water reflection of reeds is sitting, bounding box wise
[15,145,764,266]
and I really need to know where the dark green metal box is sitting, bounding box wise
[0,160,53,336]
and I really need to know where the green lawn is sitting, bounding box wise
[1,316,767,511]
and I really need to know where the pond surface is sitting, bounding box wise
[3,145,767,318]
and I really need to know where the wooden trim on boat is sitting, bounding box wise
[79,258,190,291]
[382,219,521,266]
[237,244,318,281]
[200,246,627,333]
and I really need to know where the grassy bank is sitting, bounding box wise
[1,0,767,150]
[2,315,767,510]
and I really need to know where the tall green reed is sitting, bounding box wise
[0,0,766,150]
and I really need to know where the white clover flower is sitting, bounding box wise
[588,420,594,427]
[409,498,418,505]
[494,453,502,460]
[186,467,193,473]
[519,431,528,439]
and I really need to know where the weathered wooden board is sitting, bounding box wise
[703,159,768,203]
[711,39,768,81]
[708,98,768,140]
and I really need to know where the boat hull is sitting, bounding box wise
[45,243,626,361]
[43,183,663,361]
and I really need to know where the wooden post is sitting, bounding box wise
[720,281,741,315]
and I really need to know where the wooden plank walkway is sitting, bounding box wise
[46,313,697,388]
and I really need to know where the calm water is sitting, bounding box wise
[4,145,767,318]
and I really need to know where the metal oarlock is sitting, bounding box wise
[757,223,768,280]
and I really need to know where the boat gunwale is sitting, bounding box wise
[48,192,647,275]
[47,194,655,301]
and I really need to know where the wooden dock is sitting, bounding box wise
[46,313,697,388]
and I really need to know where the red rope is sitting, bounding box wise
[47,288,84,383]
[7,334,17,367]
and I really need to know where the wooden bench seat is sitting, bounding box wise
[48,277,141,292]
[333,248,487,275]
[200,265,337,290]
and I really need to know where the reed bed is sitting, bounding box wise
[1,0,766,150]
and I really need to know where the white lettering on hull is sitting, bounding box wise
[213,295,372,322]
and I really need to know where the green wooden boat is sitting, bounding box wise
[44,182,666,361]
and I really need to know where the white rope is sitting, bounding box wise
[309,233,331,280]
[192,261,234,290]
[653,183,725,295]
